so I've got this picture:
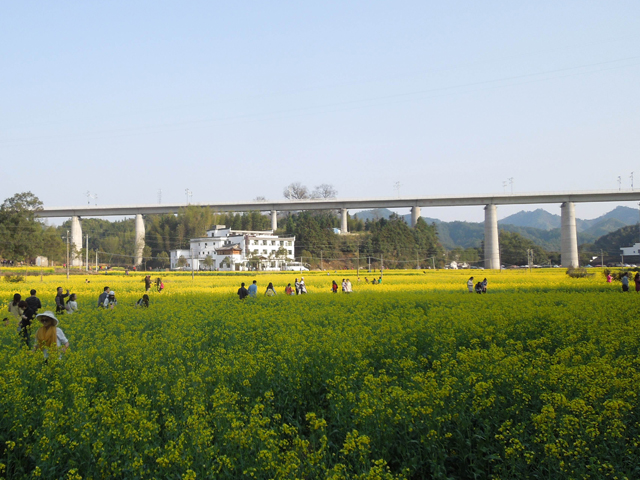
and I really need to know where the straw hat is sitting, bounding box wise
[36,311,59,326]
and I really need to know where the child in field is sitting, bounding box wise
[265,283,276,296]
[285,283,294,295]
[332,281,338,293]
[467,277,474,293]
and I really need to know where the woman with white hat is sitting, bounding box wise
[103,290,117,309]
[33,311,69,359]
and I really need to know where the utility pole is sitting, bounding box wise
[357,250,360,278]
[320,250,323,271]
[66,231,70,280]
[432,256,435,270]
[95,250,98,272]
[368,256,371,273]
[416,251,420,270]
[86,235,89,272]
[601,249,604,268]
[191,248,195,280]
[381,253,384,278]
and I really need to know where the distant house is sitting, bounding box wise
[170,225,295,271]
[621,243,640,257]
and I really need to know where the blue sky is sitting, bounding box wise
[1,1,639,222]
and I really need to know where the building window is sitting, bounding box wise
[263,250,267,254]
[288,250,292,255]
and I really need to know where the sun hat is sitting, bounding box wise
[36,311,59,326]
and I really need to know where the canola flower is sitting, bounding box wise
[0,269,638,479]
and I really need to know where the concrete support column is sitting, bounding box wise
[341,208,348,234]
[411,206,421,227]
[134,214,145,266]
[70,216,83,267]
[484,205,500,269]
[561,202,579,267]
[271,210,277,231]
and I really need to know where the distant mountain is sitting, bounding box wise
[581,217,627,239]
[499,205,639,232]
[499,209,560,230]
[353,208,394,222]
[353,205,639,251]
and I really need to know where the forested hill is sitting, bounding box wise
[354,205,639,250]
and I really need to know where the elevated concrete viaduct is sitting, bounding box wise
[38,190,640,268]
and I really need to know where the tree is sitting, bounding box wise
[41,227,65,265]
[177,256,187,269]
[0,192,44,261]
[156,251,170,268]
[201,254,214,270]
[283,182,309,200]
[311,184,337,199]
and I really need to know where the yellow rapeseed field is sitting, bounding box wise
[0,269,638,479]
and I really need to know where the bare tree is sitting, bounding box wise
[254,196,267,202]
[283,182,309,200]
[311,184,338,199]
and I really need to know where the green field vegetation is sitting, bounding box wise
[0,270,639,479]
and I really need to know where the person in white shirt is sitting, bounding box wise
[66,294,78,314]
[33,311,69,359]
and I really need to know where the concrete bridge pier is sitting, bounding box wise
[561,202,579,267]
[341,208,348,233]
[271,210,277,231]
[484,204,500,269]
[70,216,83,267]
[411,206,421,227]
[134,214,145,266]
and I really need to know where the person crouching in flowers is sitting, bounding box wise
[33,311,69,359]
[104,290,117,309]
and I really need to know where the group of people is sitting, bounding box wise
[364,277,383,284]
[619,272,640,292]
[467,277,488,294]
[5,289,69,356]
[143,275,164,293]
[238,278,308,299]
[332,279,353,293]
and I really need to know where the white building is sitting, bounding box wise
[170,225,296,271]
[621,243,640,256]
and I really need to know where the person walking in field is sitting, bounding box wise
[332,280,338,293]
[482,278,488,294]
[634,272,640,292]
[55,287,69,314]
[33,311,69,360]
[237,282,249,300]
[65,294,78,314]
[294,278,300,295]
[98,287,109,307]
[8,293,22,323]
[25,289,42,313]
[17,300,35,348]
[144,275,151,292]
[299,277,307,294]
[265,283,276,296]
[621,273,629,292]
[345,279,353,293]
[341,279,346,292]
[467,277,474,293]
